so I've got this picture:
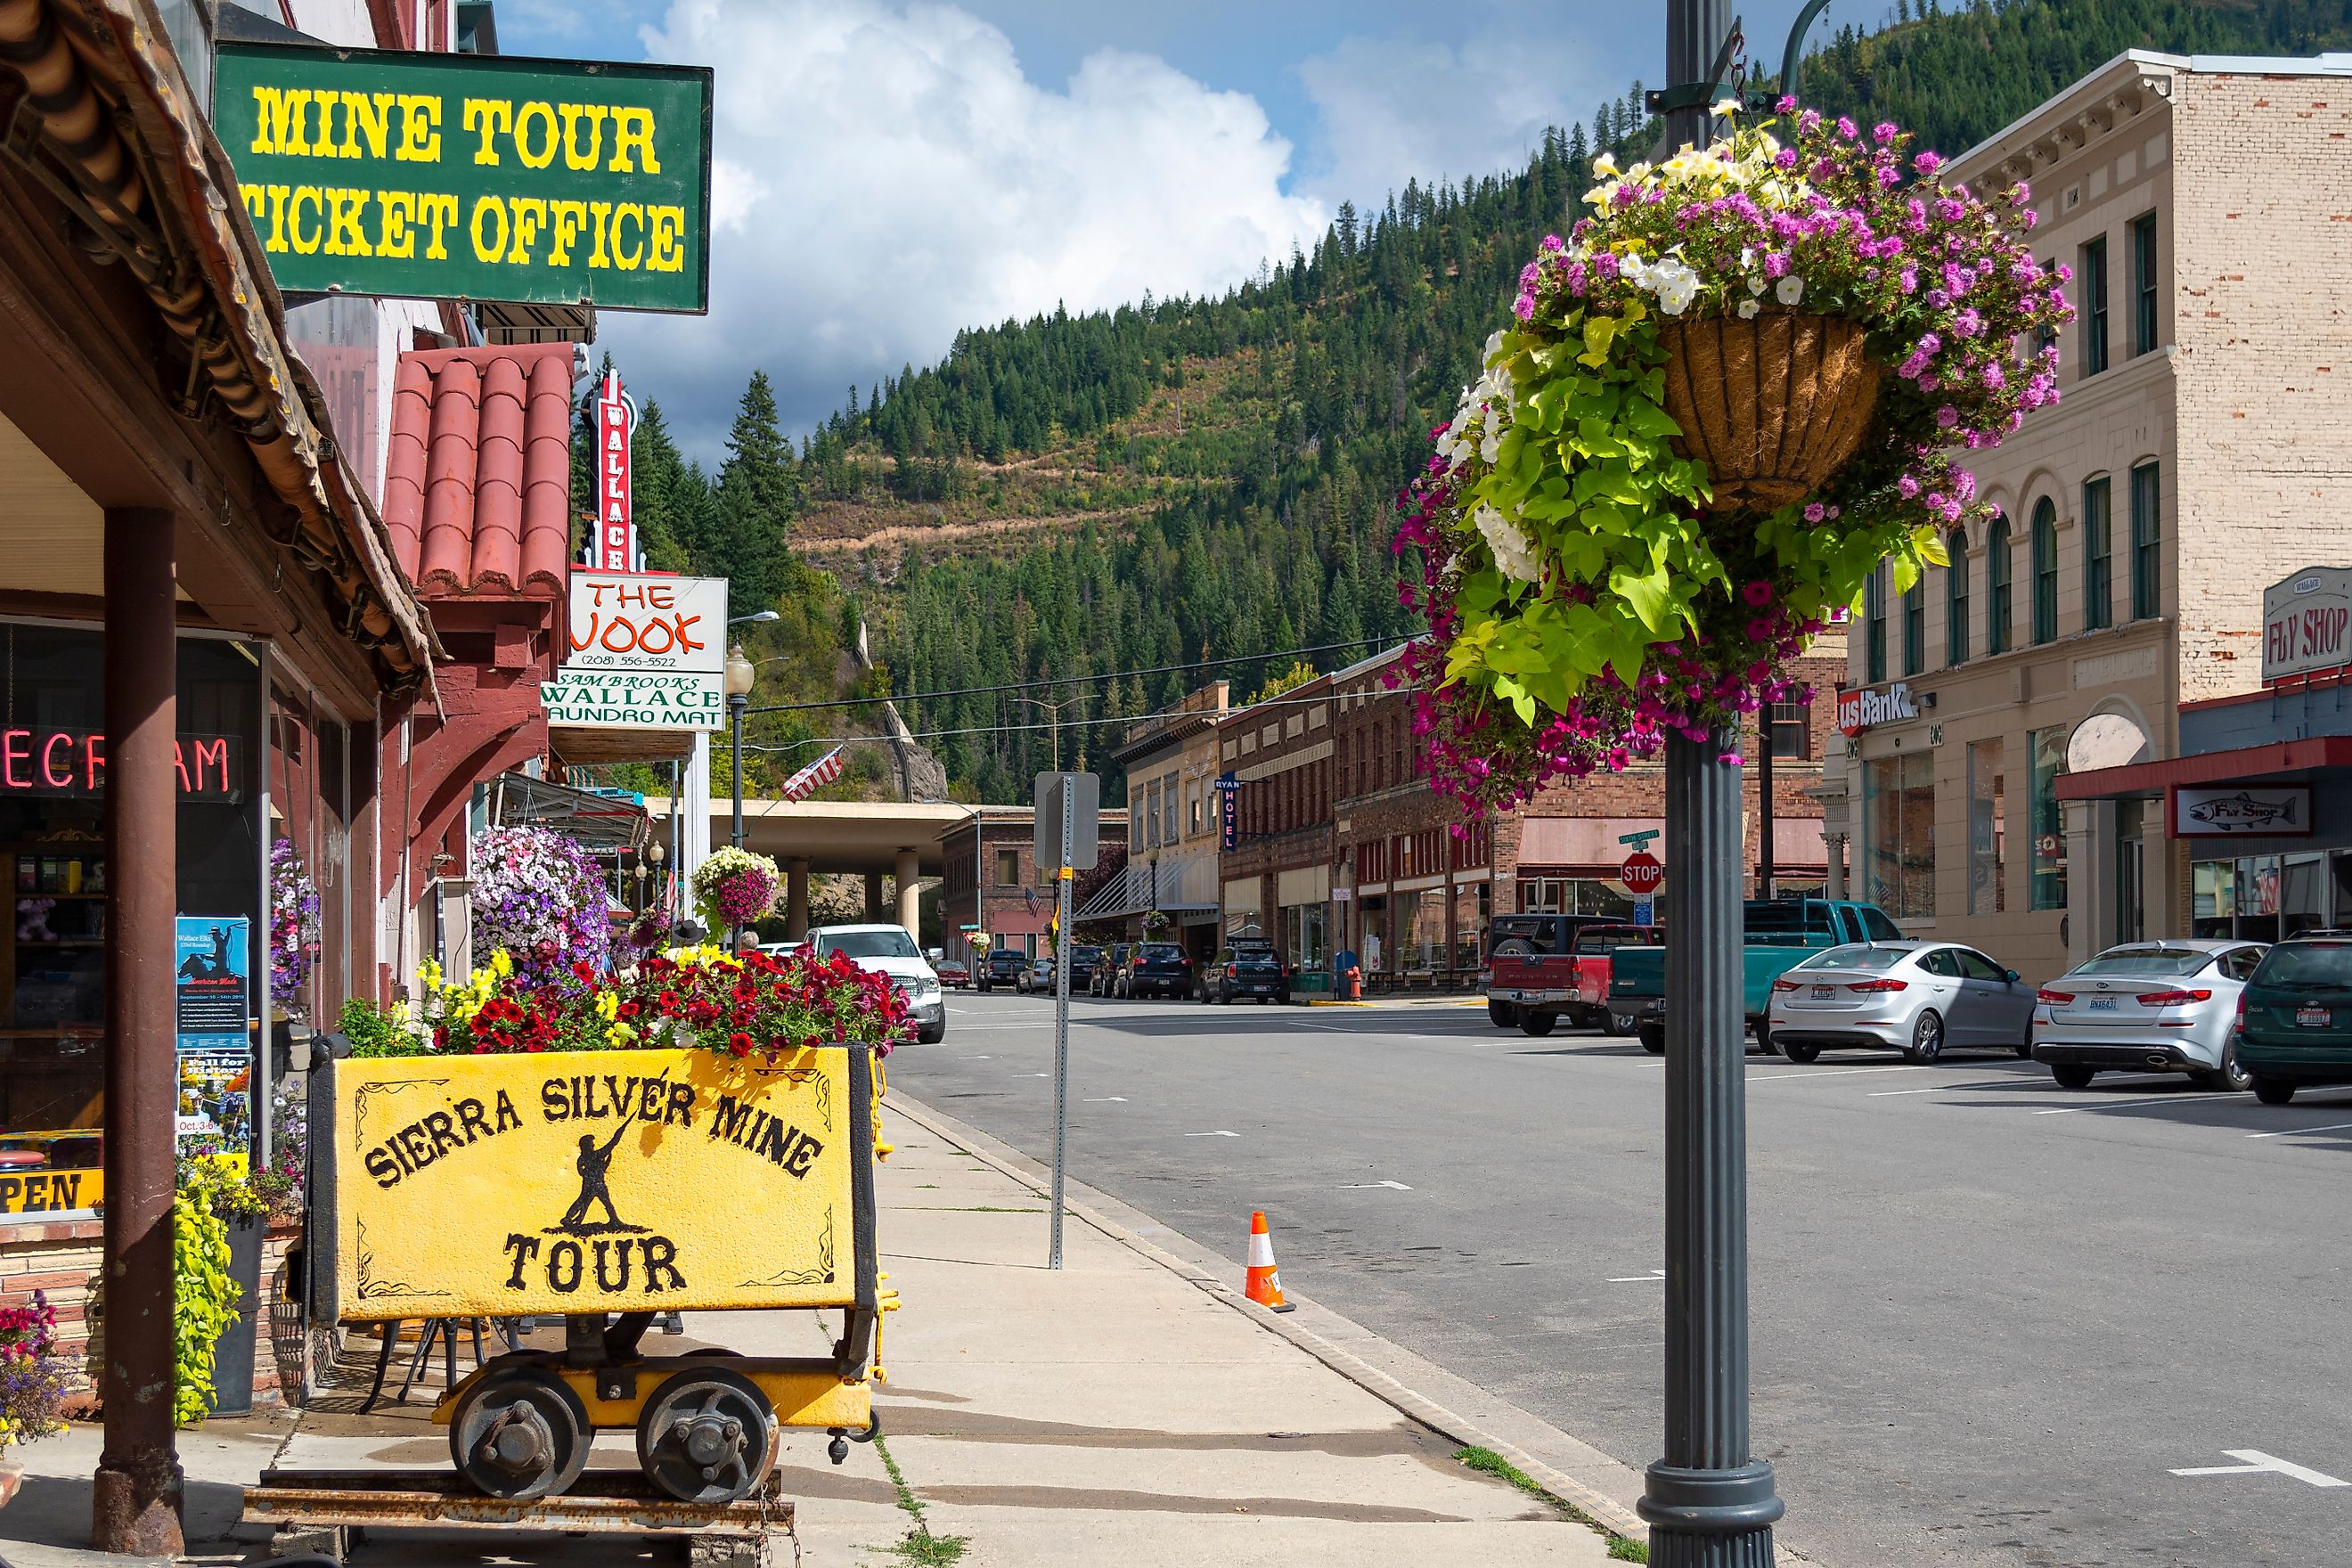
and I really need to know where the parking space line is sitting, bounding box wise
[1750,1065,1930,1082]
[2245,1120,2352,1139]
[1868,1079,2025,1096]
[2032,1090,2250,1115]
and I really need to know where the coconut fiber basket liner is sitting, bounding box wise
[1656,312,1883,515]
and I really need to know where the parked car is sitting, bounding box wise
[2030,939,2266,1090]
[1090,943,1132,998]
[1113,941,1195,999]
[2235,935,2352,1103]
[804,922,946,1043]
[935,959,969,989]
[1017,955,1053,994]
[1613,898,1904,1054]
[759,940,803,960]
[1486,920,1661,1036]
[977,947,1025,992]
[1202,941,1290,1004]
[1766,940,2035,1063]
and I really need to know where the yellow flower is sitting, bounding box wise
[490,949,514,979]
[605,1023,637,1047]
[417,958,444,991]
[594,991,621,1022]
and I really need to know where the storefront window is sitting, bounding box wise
[2238,855,2281,943]
[1451,885,1482,971]
[2029,727,2068,911]
[1393,890,1447,972]
[1967,739,2005,916]
[1515,878,1644,920]
[2283,853,2325,939]
[1283,903,1327,971]
[1862,751,1935,919]
[2193,859,2236,938]
[1359,895,1387,974]
[0,626,263,1206]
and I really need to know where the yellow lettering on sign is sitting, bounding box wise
[462,97,511,165]
[470,194,509,262]
[514,101,559,169]
[324,187,372,256]
[262,184,292,251]
[610,202,643,270]
[648,204,685,273]
[250,86,314,156]
[507,195,548,265]
[375,190,417,258]
[587,200,614,268]
[395,94,442,162]
[559,104,608,171]
[288,185,324,254]
[338,90,398,160]
[546,199,588,266]
[420,192,460,259]
[611,106,660,173]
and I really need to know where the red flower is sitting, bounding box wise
[616,1000,641,1021]
[571,960,598,984]
[657,990,682,1015]
[728,1032,754,1058]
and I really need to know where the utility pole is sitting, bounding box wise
[1644,4,1785,1564]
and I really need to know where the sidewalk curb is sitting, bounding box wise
[884,1087,1667,1551]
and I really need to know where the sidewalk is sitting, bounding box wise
[0,1099,1632,1567]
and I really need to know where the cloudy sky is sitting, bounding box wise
[495,0,1827,462]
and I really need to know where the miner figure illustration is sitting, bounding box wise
[555,1121,639,1234]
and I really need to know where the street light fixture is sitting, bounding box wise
[1018,691,1100,775]
[729,609,780,626]
[724,644,756,948]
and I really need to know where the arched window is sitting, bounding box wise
[2031,498,2059,644]
[1947,528,1971,666]
[1985,513,2013,655]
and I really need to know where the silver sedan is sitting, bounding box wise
[1768,941,2038,1064]
[2029,939,2267,1090]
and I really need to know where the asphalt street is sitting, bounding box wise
[889,987,2352,1568]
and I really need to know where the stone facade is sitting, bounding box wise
[1828,50,2352,979]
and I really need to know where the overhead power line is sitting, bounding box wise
[738,635,1404,717]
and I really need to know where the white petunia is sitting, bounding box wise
[1776,274,1805,307]
[1591,151,1618,177]
[1473,503,1543,584]
[1479,427,1502,465]
[1737,297,1760,319]
[1709,97,1740,118]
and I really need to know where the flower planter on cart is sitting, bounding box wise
[303,1044,881,1507]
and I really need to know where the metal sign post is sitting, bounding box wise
[1033,772,1098,1270]
[1049,784,1074,1269]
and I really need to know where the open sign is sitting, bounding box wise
[563,572,726,674]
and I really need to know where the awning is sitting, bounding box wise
[1075,853,1220,920]
[2058,737,2352,801]
[492,772,649,853]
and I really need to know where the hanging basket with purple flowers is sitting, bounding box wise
[468,826,611,986]
[267,839,321,1018]
[1398,101,2071,821]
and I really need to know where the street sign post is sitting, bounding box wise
[1633,897,1655,928]
[1619,829,1662,846]
[1033,772,1096,1270]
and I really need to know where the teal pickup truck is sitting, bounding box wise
[1608,898,1904,1055]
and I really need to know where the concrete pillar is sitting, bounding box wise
[894,850,921,935]
[864,870,884,921]
[785,859,810,941]
[1823,834,1847,899]
[95,509,183,1556]
[2064,797,2115,968]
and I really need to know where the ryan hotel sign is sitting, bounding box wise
[213,43,714,313]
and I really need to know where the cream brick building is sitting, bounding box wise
[1820,50,2352,980]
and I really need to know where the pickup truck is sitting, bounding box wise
[1486,920,1662,1036]
[1608,898,1905,1054]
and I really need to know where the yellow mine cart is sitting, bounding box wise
[322,1044,883,1504]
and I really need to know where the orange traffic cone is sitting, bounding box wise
[1245,1211,1295,1312]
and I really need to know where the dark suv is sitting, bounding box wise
[2238,936,2352,1103]
[977,948,1026,992]
[1090,943,1132,998]
[1203,940,1290,1004]
[1114,942,1195,1000]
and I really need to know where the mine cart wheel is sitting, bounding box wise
[635,1367,780,1505]
[447,1368,592,1500]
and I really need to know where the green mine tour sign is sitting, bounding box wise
[213,43,712,314]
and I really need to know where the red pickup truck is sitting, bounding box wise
[1484,917,1662,1037]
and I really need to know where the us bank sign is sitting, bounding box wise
[1836,682,1920,737]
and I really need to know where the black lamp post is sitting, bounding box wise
[724,642,755,949]
[1641,4,1785,1564]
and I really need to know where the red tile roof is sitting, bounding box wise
[383,343,576,598]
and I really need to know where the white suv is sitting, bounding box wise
[804,923,946,1044]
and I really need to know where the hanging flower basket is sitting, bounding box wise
[690,847,782,932]
[470,827,611,987]
[1396,101,2072,820]
[1655,313,1883,513]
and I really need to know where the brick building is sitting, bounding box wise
[940,806,1129,968]
[1077,682,1230,954]
[1820,49,2352,979]
[1216,672,1339,975]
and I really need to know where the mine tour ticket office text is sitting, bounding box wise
[214,44,713,313]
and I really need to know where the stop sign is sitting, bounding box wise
[1619,851,1663,895]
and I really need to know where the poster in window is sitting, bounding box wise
[175,915,252,1147]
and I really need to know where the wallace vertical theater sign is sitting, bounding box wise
[213,44,712,313]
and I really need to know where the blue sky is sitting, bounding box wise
[489,0,1834,460]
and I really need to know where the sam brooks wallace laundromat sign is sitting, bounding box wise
[335,1049,865,1319]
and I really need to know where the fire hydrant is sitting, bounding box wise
[1343,964,1362,1002]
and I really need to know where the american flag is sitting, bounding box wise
[778,746,846,802]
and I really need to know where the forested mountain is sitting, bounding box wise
[597,0,2352,806]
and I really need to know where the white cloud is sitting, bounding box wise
[602,0,1326,462]
[1294,28,1616,211]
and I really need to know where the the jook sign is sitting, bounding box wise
[334,1048,870,1319]
[543,571,729,728]
[212,43,712,313]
